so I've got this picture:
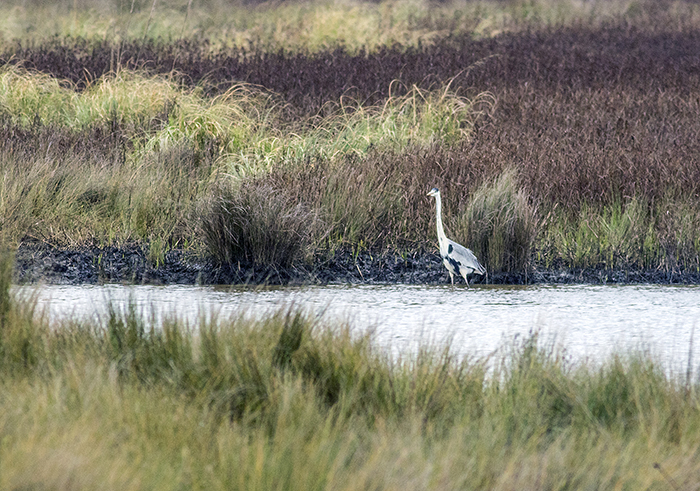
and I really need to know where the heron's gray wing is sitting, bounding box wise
[446,240,486,275]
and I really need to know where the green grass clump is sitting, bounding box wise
[540,196,700,271]
[542,198,654,270]
[0,65,268,154]
[655,197,700,272]
[315,82,492,155]
[222,80,493,177]
[3,251,700,489]
[0,66,75,126]
[456,168,537,273]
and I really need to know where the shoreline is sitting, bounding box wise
[12,242,700,286]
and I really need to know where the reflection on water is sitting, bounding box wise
[14,283,700,372]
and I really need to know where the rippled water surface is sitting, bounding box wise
[17,283,700,370]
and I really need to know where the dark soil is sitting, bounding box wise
[12,242,700,286]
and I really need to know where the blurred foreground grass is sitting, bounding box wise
[2,251,700,489]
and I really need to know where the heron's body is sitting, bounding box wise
[428,188,486,286]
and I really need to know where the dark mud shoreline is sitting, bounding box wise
[12,242,700,286]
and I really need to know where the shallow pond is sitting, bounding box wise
[17,283,700,373]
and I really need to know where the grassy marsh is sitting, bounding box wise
[2,252,700,489]
[2,0,700,276]
[0,0,647,52]
[4,1,700,486]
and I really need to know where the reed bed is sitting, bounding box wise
[2,0,700,274]
[2,251,700,489]
[4,1,700,487]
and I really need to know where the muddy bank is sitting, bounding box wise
[12,242,700,286]
[13,242,446,285]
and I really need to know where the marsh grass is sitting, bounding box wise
[540,196,700,271]
[542,199,652,270]
[319,81,493,153]
[0,0,641,53]
[0,122,212,247]
[3,2,700,272]
[222,80,493,178]
[200,180,326,268]
[457,168,537,273]
[3,251,700,488]
[0,248,13,326]
[0,64,492,255]
[0,66,272,154]
[655,198,700,272]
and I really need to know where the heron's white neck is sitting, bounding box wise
[433,192,447,245]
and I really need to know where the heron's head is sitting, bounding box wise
[427,187,440,197]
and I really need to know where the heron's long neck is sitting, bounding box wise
[434,194,447,244]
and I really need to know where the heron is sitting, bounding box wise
[427,187,487,287]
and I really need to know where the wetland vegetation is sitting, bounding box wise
[3,1,700,486]
[2,0,700,283]
[3,250,700,489]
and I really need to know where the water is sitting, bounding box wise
[16,283,700,372]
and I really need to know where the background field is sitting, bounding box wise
[2,0,700,275]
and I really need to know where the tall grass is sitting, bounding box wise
[3,251,700,488]
[223,82,492,177]
[3,2,700,274]
[0,64,493,256]
[314,81,494,153]
[0,248,12,326]
[457,168,537,273]
[0,66,271,154]
[0,129,212,247]
[200,180,326,268]
[0,63,489,165]
[540,196,700,271]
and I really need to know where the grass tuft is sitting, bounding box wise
[0,249,45,375]
[0,248,12,327]
[458,168,537,273]
[200,180,326,269]
[543,197,655,270]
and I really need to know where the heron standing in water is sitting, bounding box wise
[427,187,487,287]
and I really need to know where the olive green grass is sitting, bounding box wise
[0,66,269,153]
[457,167,537,273]
[539,196,700,272]
[0,65,490,256]
[201,180,327,268]
[0,0,653,53]
[3,251,700,489]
